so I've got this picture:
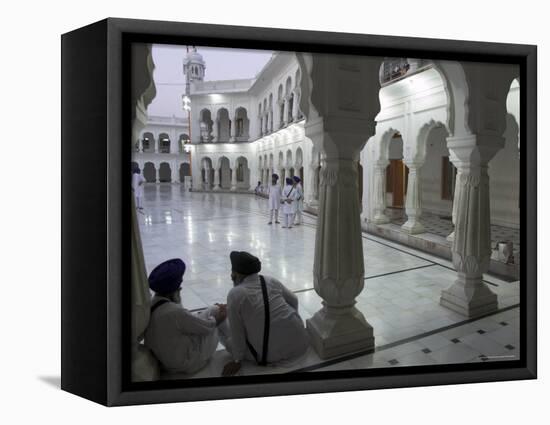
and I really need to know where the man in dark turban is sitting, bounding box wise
[144,258,227,375]
[220,251,309,376]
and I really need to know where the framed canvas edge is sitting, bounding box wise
[101,17,537,407]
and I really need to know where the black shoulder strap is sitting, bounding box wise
[150,299,170,315]
[259,275,270,366]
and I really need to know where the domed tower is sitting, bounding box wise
[183,46,206,84]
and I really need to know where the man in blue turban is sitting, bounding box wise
[144,258,227,375]
[220,251,309,376]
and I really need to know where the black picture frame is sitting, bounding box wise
[61,17,537,406]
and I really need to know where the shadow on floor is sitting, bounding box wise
[38,376,61,389]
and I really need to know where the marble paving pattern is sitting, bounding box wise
[138,184,521,380]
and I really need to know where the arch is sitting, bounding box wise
[234,107,250,141]
[199,109,213,142]
[141,132,155,153]
[159,162,171,182]
[295,147,303,168]
[377,127,402,163]
[158,132,171,153]
[218,156,232,189]
[285,76,292,95]
[286,149,293,168]
[287,92,294,123]
[235,156,250,189]
[179,162,190,182]
[143,162,156,183]
[278,151,284,167]
[415,120,448,164]
[216,108,231,142]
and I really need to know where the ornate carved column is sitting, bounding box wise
[296,52,382,358]
[401,160,425,234]
[440,135,502,317]
[446,168,461,242]
[372,160,390,224]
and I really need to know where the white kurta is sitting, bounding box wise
[223,273,309,364]
[132,173,145,197]
[282,184,298,215]
[268,184,282,210]
[144,296,219,374]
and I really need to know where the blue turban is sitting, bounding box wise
[230,251,261,275]
[293,176,301,183]
[272,173,279,180]
[285,177,293,185]
[148,259,186,294]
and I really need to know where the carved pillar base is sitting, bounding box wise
[372,215,390,225]
[307,304,374,359]
[401,219,425,234]
[440,273,498,318]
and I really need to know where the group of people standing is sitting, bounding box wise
[143,251,310,377]
[264,174,304,228]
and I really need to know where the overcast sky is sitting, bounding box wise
[147,44,274,117]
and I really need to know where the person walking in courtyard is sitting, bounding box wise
[254,181,262,196]
[144,258,227,375]
[293,176,304,226]
[267,173,282,224]
[132,168,146,210]
[281,177,298,229]
[220,251,309,376]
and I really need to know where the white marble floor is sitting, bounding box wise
[137,184,521,380]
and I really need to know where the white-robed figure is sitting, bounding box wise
[220,251,309,377]
[131,168,146,210]
[144,258,227,375]
[293,176,304,225]
[267,173,282,225]
[281,177,298,229]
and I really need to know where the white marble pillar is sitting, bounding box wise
[204,167,211,190]
[307,162,319,206]
[440,135,501,317]
[213,168,220,190]
[231,165,238,191]
[372,160,390,224]
[171,163,179,184]
[446,169,461,242]
[283,99,289,126]
[307,138,374,359]
[230,119,236,142]
[212,119,219,142]
[401,160,425,234]
[292,94,299,122]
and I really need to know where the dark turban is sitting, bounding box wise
[293,176,301,183]
[272,173,279,180]
[286,177,293,185]
[148,258,186,294]
[230,251,261,275]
